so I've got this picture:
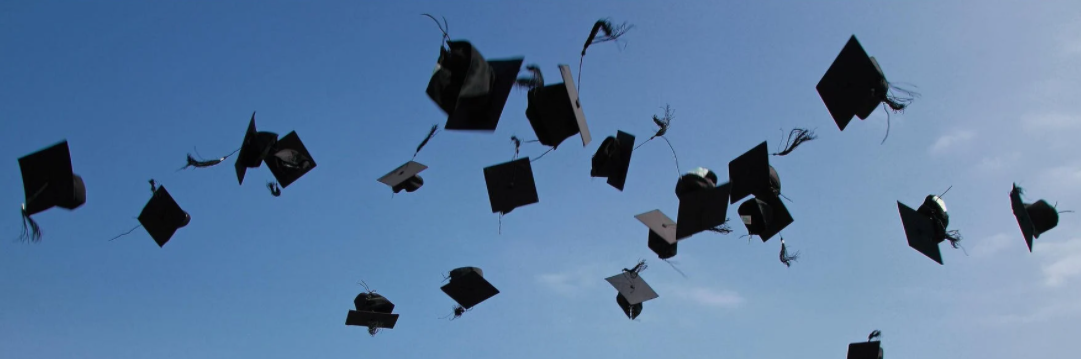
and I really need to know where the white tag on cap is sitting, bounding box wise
[741,215,753,225]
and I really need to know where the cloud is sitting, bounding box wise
[1036,238,1081,287]
[974,152,1021,172]
[929,130,975,154]
[1033,163,1081,197]
[535,266,603,297]
[971,232,1015,258]
[671,286,745,309]
[1021,112,1081,132]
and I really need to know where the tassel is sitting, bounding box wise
[367,324,381,336]
[868,330,882,341]
[421,14,450,46]
[634,105,681,177]
[178,148,240,171]
[622,259,648,277]
[514,65,545,90]
[412,125,439,160]
[19,205,42,243]
[706,219,734,234]
[779,238,800,267]
[946,229,964,249]
[771,128,817,156]
[267,182,282,197]
[883,84,919,113]
[663,259,689,278]
[581,19,634,56]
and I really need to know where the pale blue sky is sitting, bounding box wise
[1,1,1080,358]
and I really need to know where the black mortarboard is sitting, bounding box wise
[737,194,793,242]
[728,141,781,204]
[524,64,591,148]
[346,292,399,333]
[897,199,945,265]
[675,177,732,240]
[441,267,499,309]
[427,41,523,131]
[235,112,280,185]
[379,161,428,194]
[1011,184,1061,252]
[615,293,643,320]
[606,270,659,306]
[590,131,635,191]
[19,140,86,216]
[847,341,883,359]
[138,186,190,247]
[817,35,890,131]
[636,210,678,259]
[483,158,539,214]
[264,131,316,189]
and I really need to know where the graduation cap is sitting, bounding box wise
[234,112,280,185]
[138,185,190,247]
[848,330,884,359]
[346,287,399,336]
[636,210,678,259]
[606,262,658,320]
[264,131,317,189]
[17,140,87,242]
[590,131,635,191]
[817,35,917,133]
[728,141,781,204]
[426,39,524,131]
[737,194,793,242]
[1011,184,1065,252]
[898,194,962,265]
[378,125,440,194]
[673,168,732,240]
[441,267,499,318]
[521,64,591,149]
[483,158,539,215]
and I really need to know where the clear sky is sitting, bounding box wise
[1,1,1079,358]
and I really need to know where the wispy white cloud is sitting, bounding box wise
[535,265,604,297]
[971,232,1016,258]
[671,286,745,309]
[986,295,1081,325]
[1033,163,1081,197]
[929,130,975,154]
[974,152,1021,172]
[1021,112,1081,132]
[1036,238,1081,287]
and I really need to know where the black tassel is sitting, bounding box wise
[883,84,919,113]
[19,205,42,243]
[868,330,882,341]
[946,229,963,249]
[267,182,281,197]
[413,124,439,160]
[663,258,689,279]
[771,128,817,156]
[367,324,381,336]
[634,105,681,177]
[622,259,648,277]
[178,148,240,171]
[149,179,158,193]
[421,14,450,46]
[706,219,734,234]
[779,239,800,267]
[581,19,634,56]
[515,64,545,90]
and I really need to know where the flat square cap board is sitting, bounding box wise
[440,270,500,309]
[379,161,428,188]
[18,140,86,215]
[1010,184,1036,252]
[345,311,400,329]
[817,35,887,131]
[898,201,943,265]
[728,141,772,204]
[635,210,677,244]
[138,186,189,248]
[606,131,635,191]
[443,58,525,131]
[265,131,316,188]
[847,341,882,359]
[676,182,732,240]
[235,113,280,185]
[483,158,539,214]
[605,272,659,305]
[523,65,591,148]
[744,195,793,242]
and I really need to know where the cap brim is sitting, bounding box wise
[378,161,428,188]
[444,58,524,131]
[635,210,677,244]
[898,201,943,265]
[440,270,500,309]
[606,131,635,191]
[345,310,400,329]
[1010,184,1035,252]
[728,141,771,204]
[605,272,659,305]
[675,182,732,240]
[558,64,591,147]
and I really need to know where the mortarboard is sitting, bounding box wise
[441,267,500,310]
[235,112,280,185]
[379,161,428,194]
[637,210,678,259]
[523,64,591,148]
[138,185,190,247]
[590,131,635,191]
[817,35,889,131]
[737,194,793,242]
[847,341,883,359]
[264,131,317,189]
[483,158,539,214]
[615,292,643,320]
[17,140,86,241]
[346,292,399,334]
[427,41,523,131]
[1010,184,1061,252]
[605,270,659,306]
[728,141,781,204]
[898,194,961,265]
[675,179,732,240]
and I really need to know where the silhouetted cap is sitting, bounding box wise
[897,196,949,265]
[235,112,280,185]
[728,141,780,204]
[847,341,883,359]
[138,186,190,247]
[737,195,793,242]
[817,35,889,131]
[606,271,658,306]
[1011,183,1061,252]
[636,210,678,259]
[483,158,539,214]
[615,292,643,320]
[427,41,523,131]
[19,140,86,216]
[591,131,635,191]
[674,170,731,240]
[524,65,591,148]
[265,131,316,188]
[379,161,427,194]
[441,267,499,309]
[346,292,399,330]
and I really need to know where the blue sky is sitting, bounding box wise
[1,0,1079,358]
